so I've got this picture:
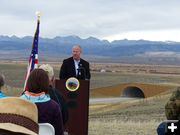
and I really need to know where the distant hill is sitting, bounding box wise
[1,35,180,64]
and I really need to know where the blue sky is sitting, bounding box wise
[0,0,180,42]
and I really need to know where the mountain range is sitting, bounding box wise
[1,35,180,63]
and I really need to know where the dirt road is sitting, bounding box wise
[89,97,141,104]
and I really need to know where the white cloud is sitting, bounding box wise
[104,30,180,42]
[0,0,180,41]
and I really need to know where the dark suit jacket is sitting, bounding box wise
[59,57,90,80]
[48,85,69,125]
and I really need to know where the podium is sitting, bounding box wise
[55,79,90,135]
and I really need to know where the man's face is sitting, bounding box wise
[72,46,81,61]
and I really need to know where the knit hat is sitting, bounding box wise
[0,97,39,135]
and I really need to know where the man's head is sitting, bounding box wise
[72,45,82,61]
[0,97,38,135]
[0,73,5,89]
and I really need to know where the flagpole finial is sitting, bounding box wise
[36,11,41,19]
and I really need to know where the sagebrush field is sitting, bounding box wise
[0,61,179,134]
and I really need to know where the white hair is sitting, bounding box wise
[39,64,54,80]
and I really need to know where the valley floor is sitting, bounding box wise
[88,91,172,135]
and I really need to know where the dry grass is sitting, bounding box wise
[90,71,180,90]
[89,120,159,135]
[89,90,174,135]
[90,62,180,74]
[0,61,179,135]
[3,85,23,97]
[1,61,180,90]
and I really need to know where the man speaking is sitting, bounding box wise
[59,45,91,80]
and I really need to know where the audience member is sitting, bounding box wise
[21,69,64,135]
[0,73,7,98]
[0,97,38,135]
[39,64,69,125]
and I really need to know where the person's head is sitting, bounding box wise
[27,69,49,94]
[0,73,5,89]
[39,64,55,86]
[72,45,82,61]
[0,97,38,135]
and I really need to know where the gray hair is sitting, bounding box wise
[0,73,5,87]
[39,64,54,80]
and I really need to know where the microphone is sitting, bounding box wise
[78,63,87,80]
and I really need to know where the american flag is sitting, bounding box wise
[23,18,40,91]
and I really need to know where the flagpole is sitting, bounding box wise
[23,12,41,91]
